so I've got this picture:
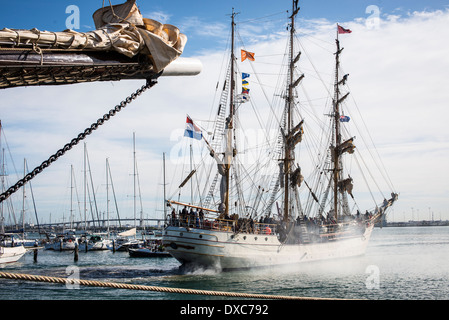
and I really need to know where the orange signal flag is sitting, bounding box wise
[241,49,255,62]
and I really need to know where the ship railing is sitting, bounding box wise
[167,216,217,229]
[252,222,277,235]
[167,216,277,235]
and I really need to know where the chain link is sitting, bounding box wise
[0,78,158,203]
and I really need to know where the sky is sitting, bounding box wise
[1,0,449,226]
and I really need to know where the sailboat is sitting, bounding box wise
[44,165,80,251]
[113,227,143,251]
[162,2,398,271]
[79,233,112,251]
[0,122,31,262]
[0,234,27,264]
[44,229,79,251]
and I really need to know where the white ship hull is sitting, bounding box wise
[162,224,373,270]
[0,245,27,264]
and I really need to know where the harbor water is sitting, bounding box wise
[0,226,448,301]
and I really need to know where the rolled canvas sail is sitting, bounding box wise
[0,0,186,72]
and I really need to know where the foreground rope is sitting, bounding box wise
[0,271,337,300]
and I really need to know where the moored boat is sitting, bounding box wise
[0,234,27,264]
[129,239,171,258]
[79,233,112,251]
[0,245,26,264]
[44,229,78,251]
[112,228,143,251]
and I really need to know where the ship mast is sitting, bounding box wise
[224,9,238,216]
[333,33,341,221]
[283,1,301,222]
[332,27,351,221]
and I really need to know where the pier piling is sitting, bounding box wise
[33,242,38,263]
[74,243,79,262]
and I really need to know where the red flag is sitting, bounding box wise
[338,25,352,34]
[241,49,255,62]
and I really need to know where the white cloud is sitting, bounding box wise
[179,16,228,39]
[145,10,172,24]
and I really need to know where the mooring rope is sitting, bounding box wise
[0,271,338,300]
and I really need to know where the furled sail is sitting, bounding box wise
[286,120,304,148]
[0,1,185,72]
[0,0,200,88]
[335,138,356,156]
[338,177,354,197]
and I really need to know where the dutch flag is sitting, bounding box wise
[184,115,203,140]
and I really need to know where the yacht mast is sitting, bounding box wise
[163,152,167,224]
[22,158,26,235]
[70,164,74,230]
[133,132,136,228]
[84,142,87,230]
[106,158,109,234]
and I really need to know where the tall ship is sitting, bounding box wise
[162,2,398,271]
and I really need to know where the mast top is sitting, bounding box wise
[290,0,300,18]
[228,8,240,21]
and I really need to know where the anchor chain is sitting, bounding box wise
[0,77,158,203]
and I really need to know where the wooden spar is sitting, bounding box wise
[167,199,220,214]
[0,51,202,89]
[178,169,196,188]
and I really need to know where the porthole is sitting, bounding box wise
[180,232,183,236]
[243,236,246,240]
[254,237,258,241]
[199,235,203,239]
[265,237,268,241]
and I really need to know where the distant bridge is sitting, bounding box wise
[28,218,165,231]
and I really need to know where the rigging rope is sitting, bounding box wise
[0,77,159,204]
[0,271,343,300]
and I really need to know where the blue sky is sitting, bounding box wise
[1,0,448,56]
[1,0,449,225]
